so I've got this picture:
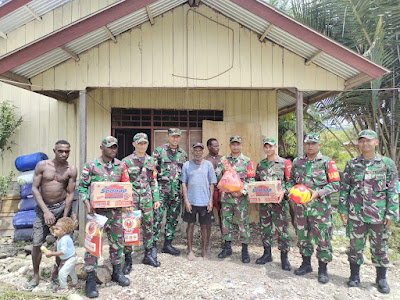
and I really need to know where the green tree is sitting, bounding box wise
[0,100,22,197]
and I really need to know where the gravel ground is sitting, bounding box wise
[0,222,399,300]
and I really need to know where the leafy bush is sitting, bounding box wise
[0,170,14,197]
[0,100,23,156]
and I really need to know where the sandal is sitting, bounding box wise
[22,281,38,291]
[57,287,70,295]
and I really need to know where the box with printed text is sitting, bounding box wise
[248,181,282,203]
[90,182,133,208]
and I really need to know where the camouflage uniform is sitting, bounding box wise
[79,149,129,273]
[256,150,292,251]
[288,140,340,263]
[122,150,159,251]
[152,129,188,242]
[339,152,398,267]
[216,138,255,244]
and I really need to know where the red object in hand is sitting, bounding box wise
[217,158,244,193]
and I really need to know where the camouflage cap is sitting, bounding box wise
[101,136,118,147]
[192,142,204,149]
[304,132,320,143]
[358,129,377,140]
[133,132,148,143]
[230,136,242,143]
[263,137,276,145]
[168,128,181,136]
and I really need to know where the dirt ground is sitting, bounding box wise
[0,222,399,300]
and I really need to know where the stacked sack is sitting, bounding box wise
[13,152,48,241]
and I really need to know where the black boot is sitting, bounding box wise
[294,256,312,275]
[122,252,132,275]
[85,271,98,298]
[218,241,232,259]
[151,241,157,260]
[143,248,161,267]
[111,264,130,287]
[318,261,329,284]
[347,263,360,287]
[376,267,390,294]
[241,243,250,263]
[256,246,272,264]
[280,251,291,271]
[162,239,180,256]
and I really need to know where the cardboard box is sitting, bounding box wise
[248,181,282,203]
[90,182,133,208]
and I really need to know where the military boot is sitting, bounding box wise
[218,241,232,259]
[151,241,157,260]
[162,239,180,256]
[122,252,132,275]
[318,261,329,284]
[280,251,291,271]
[143,248,161,267]
[347,263,360,287]
[241,243,250,263]
[85,271,98,298]
[256,246,272,264]
[111,264,130,287]
[376,267,390,294]
[294,255,312,275]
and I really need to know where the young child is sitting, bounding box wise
[45,217,78,294]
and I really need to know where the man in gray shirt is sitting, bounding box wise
[182,142,217,260]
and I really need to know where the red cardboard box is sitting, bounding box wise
[90,182,133,208]
[248,181,282,203]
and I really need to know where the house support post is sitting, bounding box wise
[78,90,87,246]
[296,90,304,156]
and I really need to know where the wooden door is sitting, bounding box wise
[202,120,264,223]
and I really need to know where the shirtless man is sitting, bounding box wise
[24,140,77,290]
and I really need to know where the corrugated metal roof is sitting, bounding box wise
[0,0,13,8]
[202,0,360,81]
[3,0,380,110]
[10,0,187,79]
[0,0,72,35]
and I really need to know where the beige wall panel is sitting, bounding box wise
[25,21,35,45]
[172,5,186,87]
[0,82,78,177]
[162,11,174,87]
[250,33,263,88]
[272,44,283,86]
[98,42,110,86]
[0,38,6,56]
[228,20,241,87]
[239,26,251,87]
[283,49,295,87]
[215,13,231,87]
[28,4,345,92]
[261,41,273,87]
[76,52,88,88]
[42,68,55,90]
[53,6,64,31]
[35,12,54,40]
[7,26,26,53]
[130,27,142,87]
[62,2,72,27]
[87,45,99,87]
[152,18,164,87]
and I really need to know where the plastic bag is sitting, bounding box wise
[123,210,142,246]
[217,158,244,193]
[84,214,108,258]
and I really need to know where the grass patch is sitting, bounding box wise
[0,288,66,300]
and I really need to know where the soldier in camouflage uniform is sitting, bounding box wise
[288,133,340,284]
[122,133,161,271]
[152,128,188,256]
[339,129,399,294]
[79,136,130,298]
[255,137,292,271]
[216,136,255,263]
